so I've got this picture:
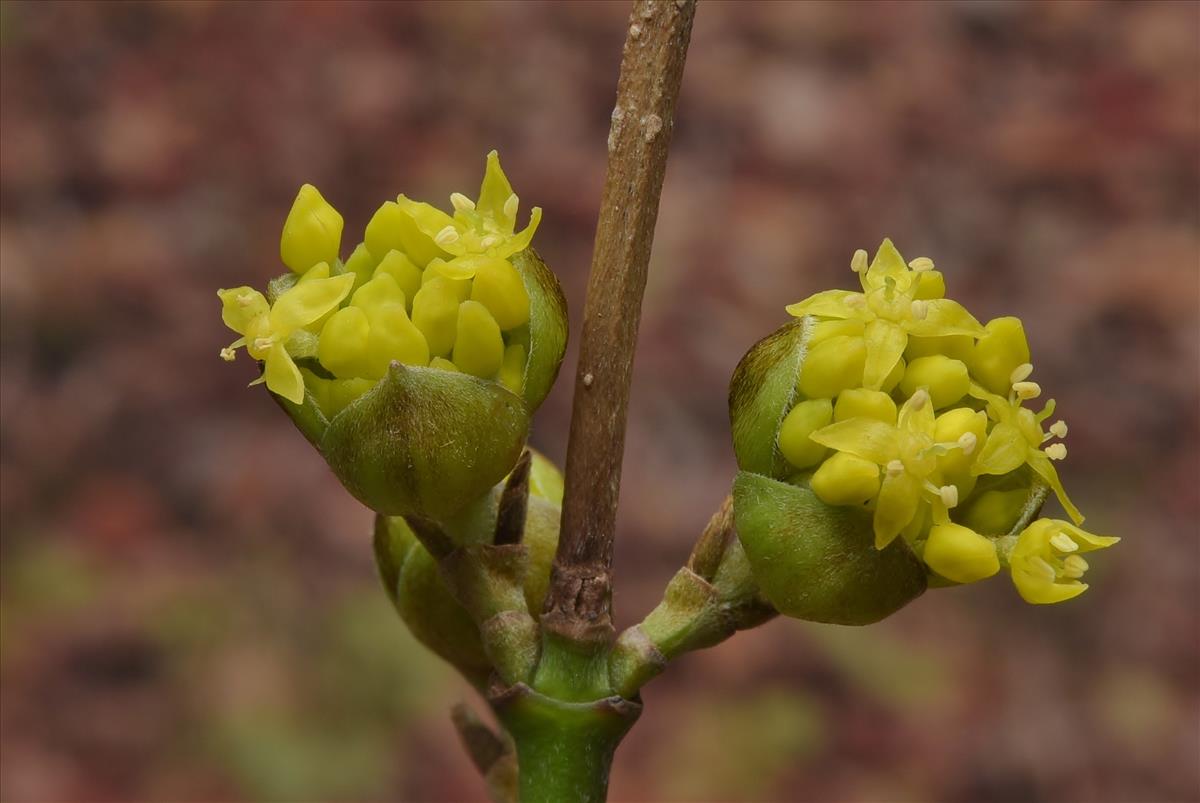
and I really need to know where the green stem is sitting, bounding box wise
[493,685,640,803]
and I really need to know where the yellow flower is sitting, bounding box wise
[968,380,1081,524]
[397,150,542,278]
[1008,518,1119,603]
[809,389,972,548]
[218,271,354,403]
[785,239,985,390]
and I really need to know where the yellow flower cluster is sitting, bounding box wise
[780,240,1117,603]
[219,152,539,415]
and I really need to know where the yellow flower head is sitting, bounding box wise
[219,151,565,421]
[785,239,985,390]
[1008,518,1118,603]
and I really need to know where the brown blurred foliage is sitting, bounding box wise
[2,2,1198,801]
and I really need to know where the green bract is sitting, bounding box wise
[219,152,568,523]
[373,451,565,682]
[729,239,1116,620]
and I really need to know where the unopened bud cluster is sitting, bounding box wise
[774,239,1116,603]
[220,151,539,414]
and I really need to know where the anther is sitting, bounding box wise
[1062,555,1088,579]
[435,226,460,246]
[252,337,275,352]
[850,249,868,273]
[939,485,959,508]
[909,389,930,409]
[1010,362,1034,384]
[219,347,237,362]
[844,294,866,309]
[1030,556,1058,580]
[910,300,929,320]
[236,292,256,307]
[503,193,519,220]
[886,459,905,477]
[479,235,501,249]
[957,432,978,455]
[1013,381,1042,400]
[1049,533,1078,553]
[908,257,935,272]
[1049,420,1068,439]
[450,192,475,212]
[1044,443,1067,461]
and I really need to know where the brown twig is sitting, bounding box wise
[542,0,697,647]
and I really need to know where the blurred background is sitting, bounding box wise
[2,1,1198,801]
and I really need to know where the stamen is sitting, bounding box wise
[939,485,959,508]
[236,292,257,307]
[1062,555,1088,578]
[909,389,930,409]
[435,226,460,246]
[503,193,520,220]
[886,459,905,478]
[908,257,935,272]
[957,432,977,455]
[1044,443,1067,461]
[850,249,868,273]
[479,234,501,249]
[910,300,929,320]
[252,337,275,352]
[844,294,866,309]
[1010,362,1034,384]
[1013,381,1042,400]
[219,347,237,362]
[1049,533,1078,553]
[1049,420,1068,439]
[450,192,475,212]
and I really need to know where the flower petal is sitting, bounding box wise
[1056,520,1119,552]
[874,471,921,548]
[1011,566,1088,604]
[270,273,355,334]
[1027,450,1084,525]
[264,343,305,404]
[218,287,269,334]
[971,423,1028,476]
[785,290,865,320]
[863,238,909,292]
[906,298,986,338]
[897,389,936,437]
[862,319,907,391]
[493,206,541,258]
[477,150,517,230]
[809,418,900,465]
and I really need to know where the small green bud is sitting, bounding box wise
[471,256,531,331]
[374,249,423,308]
[318,306,372,379]
[280,184,343,274]
[810,452,880,506]
[969,317,1030,395]
[923,523,999,583]
[834,388,896,424]
[454,301,505,379]
[342,242,378,291]
[900,355,969,409]
[778,398,833,469]
[798,335,866,399]
[412,277,462,358]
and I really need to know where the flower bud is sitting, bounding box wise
[923,523,1000,584]
[810,452,880,506]
[778,399,833,470]
[969,317,1030,395]
[834,388,897,424]
[280,184,344,274]
[900,355,969,409]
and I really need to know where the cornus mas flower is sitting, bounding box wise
[218,271,355,403]
[217,152,567,523]
[729,239,1117,623]
[1006,519,1119,603]
[784,239,985,390]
